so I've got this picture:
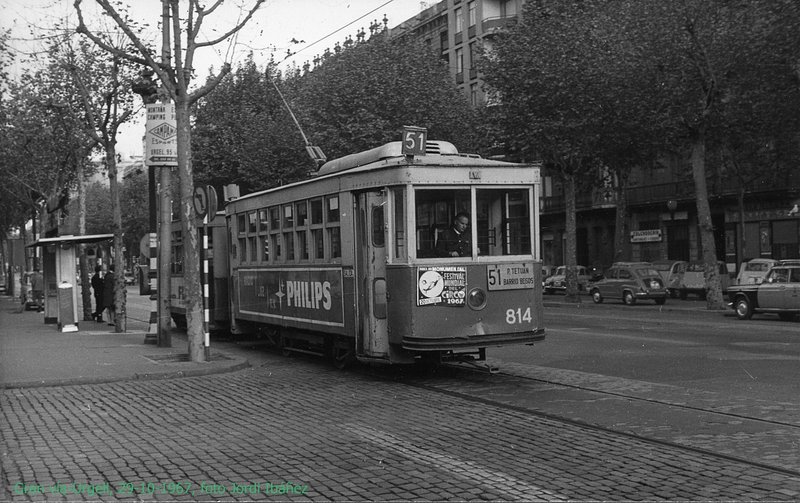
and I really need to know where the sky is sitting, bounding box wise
[1,0,430,157]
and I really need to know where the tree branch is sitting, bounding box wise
[74,0,176,96]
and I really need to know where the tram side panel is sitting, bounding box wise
[386,262,544,351]
[231,266,354,337]
[169,218,230,332]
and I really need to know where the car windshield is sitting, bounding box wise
[653,263,670,271]
[555,267,565,275]
[633,267,660,277]
[745,262,771,272]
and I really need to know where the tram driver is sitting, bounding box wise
[436,212,472,257]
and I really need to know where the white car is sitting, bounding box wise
[736,258,778,285]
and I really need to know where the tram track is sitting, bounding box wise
[367,361,800,480]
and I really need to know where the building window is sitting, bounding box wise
[500,0,516,17]
[468,1,476,27]
[455,47,464,74]
[470,83,479,106]
[455,7,463,33]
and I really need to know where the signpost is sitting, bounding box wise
[145,103,178,167]
[144,102,177,346]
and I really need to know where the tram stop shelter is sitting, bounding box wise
[28,234,113,332]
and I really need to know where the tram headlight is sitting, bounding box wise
[467,288,487,310]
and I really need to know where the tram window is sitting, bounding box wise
[284,232,295,260]
[296,201,308,227]
[311,198,323,225]
[283,205,294,227]
[236,214,246,235]
[258,209,269,232]
[269,207,280,229]
[329,227,341,258]
[327,196,340,222]
[372,206,385,247]
[238,238,246,262]
[298,230,309,260]
[312,229,324,259]
[414,188,470,258]
[248,212,257,234]
[392,187,406,261]
[475,188,531,256]
[271,234,282,259]
[249,236,257,262]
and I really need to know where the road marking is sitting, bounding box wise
[343,423,568,501]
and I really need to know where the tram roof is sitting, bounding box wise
[230,140,535,205]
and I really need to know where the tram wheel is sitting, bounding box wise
[332,348,354,370]
[279,334,292,357]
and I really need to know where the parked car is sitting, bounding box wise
[676,260,730,299]
[589,262,667,305]
[728,263,800,321]
[651,260,687,298]
[544,265,591,294]
[736,258,778,285]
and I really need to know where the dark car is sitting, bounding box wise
[589,262,667,305]
[728,263,800,321]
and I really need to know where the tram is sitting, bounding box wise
[168,213,230,332]
[223,139,545,366]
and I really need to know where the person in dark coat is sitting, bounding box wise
[436,212,472,257]
[91,265,104,322]
[103,264,116,325]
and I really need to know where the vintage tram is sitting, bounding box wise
[221,140,545,367]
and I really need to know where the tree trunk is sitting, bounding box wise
[176,97,205,361]
[613,169,631,263]
[737,187,746,274]
[690,127,725,310]
[106,144,127,331]
[563,171,580,303]
[76,160,92,321]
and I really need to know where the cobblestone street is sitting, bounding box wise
[3,354,799,501]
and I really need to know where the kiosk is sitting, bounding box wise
[29,234,113,330]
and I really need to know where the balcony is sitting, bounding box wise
[481,16,518,34]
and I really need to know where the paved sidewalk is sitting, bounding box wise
[0,295,248,388]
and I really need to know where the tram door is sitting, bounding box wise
[355,191,390,358]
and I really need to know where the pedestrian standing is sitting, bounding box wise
[103,264,116,325]
[30,269,44,312]
[91,265,104,322]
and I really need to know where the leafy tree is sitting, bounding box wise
[76,0,265,360]
[481,0,614,301]
[192,57,309,195]
[482,0,800,308]
[293,33,483,160]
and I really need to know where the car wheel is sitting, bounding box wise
[591,289,603,304]
[734,297,753,320]
[654,297,666,305]
[623,291,636,305]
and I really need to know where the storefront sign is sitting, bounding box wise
[630,229,662,243]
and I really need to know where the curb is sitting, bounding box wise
[0,360,251,389]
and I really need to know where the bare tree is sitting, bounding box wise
[75,0,264,361]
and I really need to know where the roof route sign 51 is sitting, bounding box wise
[145,103,178,167]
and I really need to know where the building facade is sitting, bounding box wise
[390,0,800,272]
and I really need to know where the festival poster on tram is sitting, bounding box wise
[417,266,467,307]
[237,268,344,326]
